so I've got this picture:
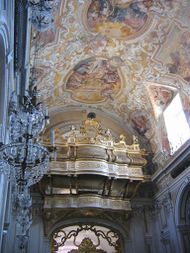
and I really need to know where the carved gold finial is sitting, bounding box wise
[71,125,75,131]
[105,128,113,141]
[68,126,76,144]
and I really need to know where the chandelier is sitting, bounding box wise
[0,87,49,252]
[0,1,59,251]
[28,0,60,31]
[0,87,49,184]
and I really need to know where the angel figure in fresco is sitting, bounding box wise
[99,0,111,17]
[88,60,105,76]
[67,59,119,89]
[167,31,190,82]
[150,86,173,111]
[109,2,147,28]
[75,62,91,75]
[101,86,115,99]
[100,60,119,83]
[131,112,149,135]
[65,58,121,103]
[74,60,102,79]
[66,74,82,89]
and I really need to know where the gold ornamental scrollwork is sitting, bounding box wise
[44,116,147,177]
[51,225,122,253]
[44,195,131,211]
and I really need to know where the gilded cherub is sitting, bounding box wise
[119,134,126,144]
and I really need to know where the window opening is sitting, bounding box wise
[51,224,122,253]
[163,94,190,154]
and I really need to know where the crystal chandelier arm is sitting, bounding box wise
[28,0,60,31]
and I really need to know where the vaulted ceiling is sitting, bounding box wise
[31,0,190,168]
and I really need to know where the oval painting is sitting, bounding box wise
[65,58,122,103]
[86,0,153,39]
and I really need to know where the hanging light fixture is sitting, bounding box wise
[0,1,60,251]
[0,17,51,253]
[0,88,49,186]
[0,87,49,252]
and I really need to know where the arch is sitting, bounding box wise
[175,178,190,225]
[0,22,10,143]
[0,21,10,252]
[48,217,128,253]
[0,35,6,123]
[175,178,190,253]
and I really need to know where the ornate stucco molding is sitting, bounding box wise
[44,195,131,211]
[49,160,146,180]
[44,116,148,181]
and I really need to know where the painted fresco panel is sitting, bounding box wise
[156,25,190,82]
[65,58,122,103]
[130,111,150,136]
[147,85,175,116]
[87,0,153,39]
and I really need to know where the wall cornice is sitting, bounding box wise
[152,140,190,184]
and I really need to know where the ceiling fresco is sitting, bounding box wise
[85,0,153,39]
[65,57,122,103]
[147,84,176,117]
[31,0,190,167]
[155,27,190,82]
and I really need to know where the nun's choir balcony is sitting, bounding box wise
[40,116,151,213]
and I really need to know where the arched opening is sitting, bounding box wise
[178,186,190,252]
[51,224,123,253]
[0,34,6,140]
[0,28,9,252]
